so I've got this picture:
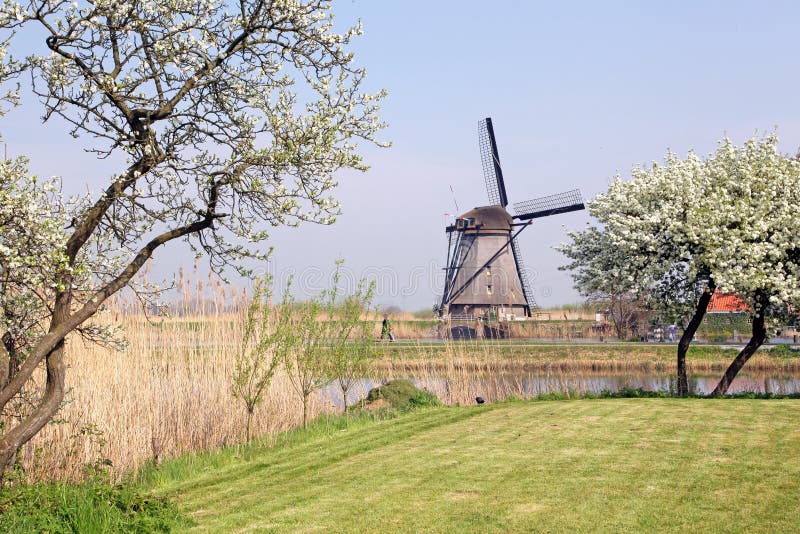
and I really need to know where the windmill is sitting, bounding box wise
[439,118,585,336]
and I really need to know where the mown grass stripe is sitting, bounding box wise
[140,399,800,533]
[158,406,488,513]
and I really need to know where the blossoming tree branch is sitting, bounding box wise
[0,0,386,476]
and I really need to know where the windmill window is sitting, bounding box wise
[487,284,493,295]
[485,268,492,277]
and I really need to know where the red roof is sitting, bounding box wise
[707,292,749,313]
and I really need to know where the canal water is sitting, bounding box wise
[325,372,800,409]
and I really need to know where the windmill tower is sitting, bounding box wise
[439,118,585,333]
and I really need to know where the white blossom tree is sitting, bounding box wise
[698,137,800,395]
[0,0,386,476]
[560,135,800,396]
[559,151,714,395]
[558,227,644,340]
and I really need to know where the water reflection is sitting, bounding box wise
[324,372,800,409]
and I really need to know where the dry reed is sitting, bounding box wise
[13,309,336,483]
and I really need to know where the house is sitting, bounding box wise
[702,292,750,341]
[706,292,749,313]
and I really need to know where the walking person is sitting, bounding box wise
[380,314,395,342]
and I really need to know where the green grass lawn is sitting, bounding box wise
[144,399,800,532]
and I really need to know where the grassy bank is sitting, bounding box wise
[375,341,800,373]
[132,398,800,532]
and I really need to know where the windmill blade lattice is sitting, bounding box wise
[513,189,584,220]
[478,118,509,207]
[509,236,537,309]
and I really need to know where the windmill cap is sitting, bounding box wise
[457,205,513,232]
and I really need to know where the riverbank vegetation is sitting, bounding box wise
[5,307,799,484]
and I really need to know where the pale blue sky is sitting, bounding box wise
[4,1,800,310]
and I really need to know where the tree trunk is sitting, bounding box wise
[676,281,716,396]
[341,385,349,413]
[0,332,21,392]
[0,341,67,479]
[610,297,626,339]
[0,289,71,481]
[0,336,9,390]
[711,294,768,396]
[302,394,309,429]
[246,409,253,443]
[0,201,215,482]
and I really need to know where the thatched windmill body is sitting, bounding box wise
[440,118,585,325]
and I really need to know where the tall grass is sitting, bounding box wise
[13,310,333,483]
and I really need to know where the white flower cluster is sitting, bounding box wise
[560,135,800,322]
[0,157,69,293]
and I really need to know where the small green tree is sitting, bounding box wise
[278,284,331,429]
[278,262,376,426]
[324,268,376,413]
[231,276,281,442]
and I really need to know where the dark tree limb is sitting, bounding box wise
[711,291,769,396]
[676,279,716,396]
[0,212,220,475]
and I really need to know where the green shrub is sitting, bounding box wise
[600,388,670,398]
[771,344,799,358]
[0,481,186,533]
[357,379,441,411]
[407,389,442,408]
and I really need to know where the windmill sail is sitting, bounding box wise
[513,189,584,220]
[509,235,537,310]
[478,118,509,207]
